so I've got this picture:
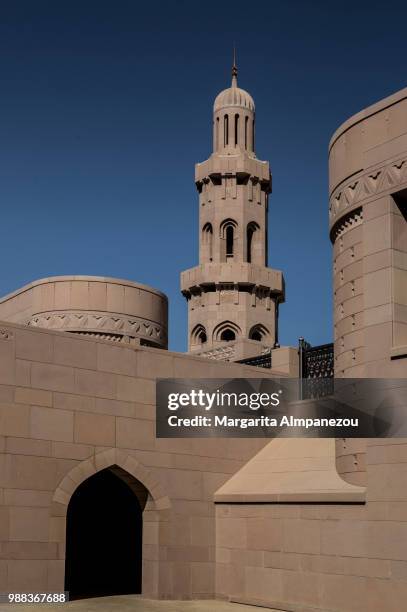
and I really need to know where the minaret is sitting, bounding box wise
[181,60,285,361]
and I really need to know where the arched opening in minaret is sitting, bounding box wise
[191,324,207,347]
[234,114,239,146]
[226,225,234,258]
[224,114,229,146]
[247,227,253,263]
[65,466,146,600]
[214,321,241,344]
[247,222,260,263]
[245,116,248,149]
[220,219,237,262]
[215,117,219,150]
[202,222,213,262]
[249,324,269,342]
[252,118,255,150]
[221,328,235,342]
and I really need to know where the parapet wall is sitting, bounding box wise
[0,276,168,349]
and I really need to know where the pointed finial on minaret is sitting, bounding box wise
[231,44,237,87]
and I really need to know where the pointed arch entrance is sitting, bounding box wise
[65,466,146,599]
[50,449,171,600]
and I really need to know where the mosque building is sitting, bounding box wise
[0,61,406,611]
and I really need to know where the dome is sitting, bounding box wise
[213,64,255,112]
[214,85,255,112]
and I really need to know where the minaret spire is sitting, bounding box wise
[181,58,285,361]
[232,45,237,87]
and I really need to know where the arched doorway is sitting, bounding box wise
[65,466,146,600]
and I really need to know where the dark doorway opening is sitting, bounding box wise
[65,467,144,600]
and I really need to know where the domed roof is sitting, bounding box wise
[213,64,255,112]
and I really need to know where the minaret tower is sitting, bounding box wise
[181,59,285,361]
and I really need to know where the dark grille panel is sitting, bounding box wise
[236,351,272,369]
[300,340,334,398]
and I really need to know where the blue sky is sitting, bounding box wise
[0,0,406,351]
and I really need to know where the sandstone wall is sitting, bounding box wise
[215,438,407,612]
[0,321,272,599]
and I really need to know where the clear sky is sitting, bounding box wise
[0,1,406,351]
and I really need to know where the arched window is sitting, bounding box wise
[198,329,207,343]
[215,117,219,150]
[252,118,255,150]
[220,219,238,261]
[202,222,213,261]
[245,116,248,149]
[246,222,260,263]
[226,225,234,257]
[221,328,235,342]
[249,324,269,342]
[191,324,207,346]
[247,226,253,263]
[213,320,241,343]
[224,114,229,146]
[234,114,239,146]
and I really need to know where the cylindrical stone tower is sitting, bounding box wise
[181,60,285,362]
[329,87,407,485]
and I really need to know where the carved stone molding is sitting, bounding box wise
[71,331,128,343]
[0,329,13,340]
[329,155,407,229]
[194,344,236,361]
[27,311,167,346]
[330,207,363,243]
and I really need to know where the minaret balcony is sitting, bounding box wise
[180,262,284,298]
[195,154,271,185]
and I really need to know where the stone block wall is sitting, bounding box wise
[215,438,407,611]
[0,321,271,599]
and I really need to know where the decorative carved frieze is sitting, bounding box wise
[194,344,236,361]
[27,311,167,345]
[329,155,407,229]
[331,207,363,243]
[72,331,126,343]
